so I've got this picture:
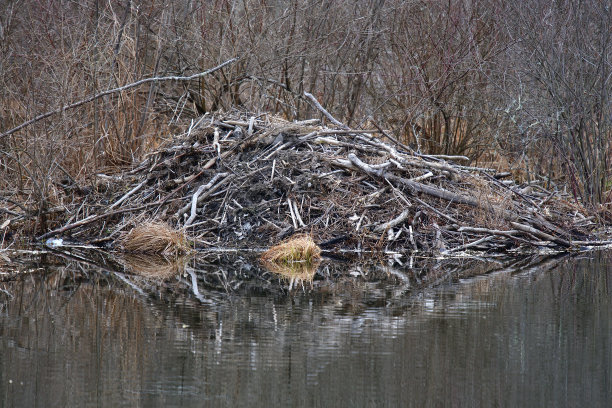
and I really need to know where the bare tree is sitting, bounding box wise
[499,0,612,205]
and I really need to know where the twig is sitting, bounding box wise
[176,173,231,219]
[248,116,256,136]
[510,222,571,247]
[317,129,379,135]
[356,211,366,232]
[458,226,519,238]
[287,198,298,229]
[571,240,612,246]
[37,204,152,240]
[419,154,470,162]
[109,180,146,210]
[408,225,417,251]
[303,92,348,129]
[212,127,221,159]
[481,171,538,208]
[371,120,414,153]
[348,153,481,209]
[1,57,239,139]
[444,235,496,253]
[185,184,207,227]
[375,209,410,232]
[292,200,306,227]
[263,142,292,160]
[410,172,433,182]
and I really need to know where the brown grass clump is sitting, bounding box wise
[119,222,190,256]
[260,234,321,265]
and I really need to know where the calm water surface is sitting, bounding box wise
[0,251,610,407]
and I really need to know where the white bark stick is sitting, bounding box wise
[293,200,306,227]
[287,198,298,229]
[375,209,410,232]
[109,180,146,210]
[176,173,230,218]
[303,92,348,129]
[185,184,207,227]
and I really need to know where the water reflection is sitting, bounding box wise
[0,250,610,407]
[261,258,320,290]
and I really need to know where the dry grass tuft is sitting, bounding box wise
[119,221,190,255]
[260,234,321,265]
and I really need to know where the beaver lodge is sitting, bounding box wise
[29,109,611,257]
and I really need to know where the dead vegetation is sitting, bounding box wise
[2,1,611,255]
[118,221,189,256]
[261,234,322,265]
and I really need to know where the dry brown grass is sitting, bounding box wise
[260,234,321,265]
[118,221,190,256]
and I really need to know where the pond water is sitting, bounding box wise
[0,250,610,407]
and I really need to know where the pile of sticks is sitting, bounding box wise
[37,107,609,254]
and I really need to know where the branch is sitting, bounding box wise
[176,173,232,219]
[444,235,496,253]
[37,204,150,241]
[1,57,239,139]
[303,92,348,129]
[374,209,411,232]
[510,222,571,247]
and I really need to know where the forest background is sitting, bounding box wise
[1,0,611,235]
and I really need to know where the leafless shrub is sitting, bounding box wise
[492,0,612,205]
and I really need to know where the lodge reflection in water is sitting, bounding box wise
[0,251,610,407]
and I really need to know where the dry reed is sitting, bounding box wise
[119,221,190,255]
[260,234,321,265]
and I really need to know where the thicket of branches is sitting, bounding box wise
[1,0,611,234]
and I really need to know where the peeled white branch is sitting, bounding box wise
[177,173,231,219]
[375,210,411,232]
[304,92,348,129]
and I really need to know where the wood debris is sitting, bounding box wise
[27,110,610,254]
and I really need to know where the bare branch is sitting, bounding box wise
[1,57,239,139]
[303,92,348,129]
